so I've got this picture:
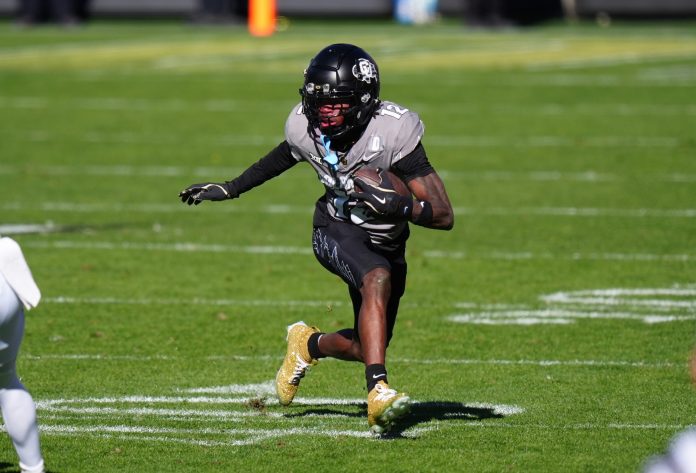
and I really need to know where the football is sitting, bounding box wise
[352,167,411,198]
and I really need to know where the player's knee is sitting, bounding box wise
[351,341,364,362]
[362,267,391,291]
[0,364,18,389]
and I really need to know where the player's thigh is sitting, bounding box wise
[312,222,392,290]
[0,274,24,369]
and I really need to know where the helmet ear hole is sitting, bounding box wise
[300,43,380,139]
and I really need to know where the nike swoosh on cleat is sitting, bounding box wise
[372,374,386,379]
[373,196,386,205]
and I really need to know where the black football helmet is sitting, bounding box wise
[300,43,380,140]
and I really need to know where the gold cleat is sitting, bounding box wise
[275,321,320,406]
[367,380,411,436]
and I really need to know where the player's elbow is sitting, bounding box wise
[433,208,454,230]
[441,211,454,230]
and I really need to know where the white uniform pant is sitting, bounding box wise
[0,273,43,471]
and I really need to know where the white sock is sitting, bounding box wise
[20,459,45,473]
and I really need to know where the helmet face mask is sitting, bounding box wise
[300,44,380,140]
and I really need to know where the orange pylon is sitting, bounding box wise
[249,0,276,37]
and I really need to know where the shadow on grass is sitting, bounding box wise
[386,401,504,439]
[283,400,504,439]
[283,406,365,419]
[0,462,59,473]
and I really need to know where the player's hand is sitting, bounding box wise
[352,174,413,219]
[179,182,233,205]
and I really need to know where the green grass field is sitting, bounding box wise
[1,17,695,472]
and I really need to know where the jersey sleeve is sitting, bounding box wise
[224,141,298,197]
[284,103,308,162]
[389,107,425,166]
[391,142,434,183]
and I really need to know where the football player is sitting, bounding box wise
[0,237,45,473]
[180,43,454,435]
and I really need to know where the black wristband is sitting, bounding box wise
[413,200,433,226]
[222,181,240,199]
[399,196,414,219]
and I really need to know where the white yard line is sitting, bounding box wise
[43,295,341,307]
[0,128,686,148]
[448,311,696,325]
[3,96,695,116]
[20,387,501,446]
[395,358,680,368]
[543,297,696,309]
[452,207,696,218]
[461,422,691,430]
[13,240,694,263]
[448,286,696,325]
[30,424,414,446]
[23,354,680,369]
[543,288,696,310]
[3,165,695,184]
[4,202,696,218]
[424,251,694,262]
[7,383,682,448]
[38,405,285,419]
[24,240,314,254]
[0,96,246,112]
[0,164,249,178]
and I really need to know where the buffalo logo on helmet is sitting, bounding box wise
[352,59,378,84]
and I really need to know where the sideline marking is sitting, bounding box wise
[448,286,696,325]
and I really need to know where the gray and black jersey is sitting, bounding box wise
[285,100,425,250]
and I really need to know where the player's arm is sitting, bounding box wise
[179,141,298,205]
[393,142,454,230]
[406,172,454,230]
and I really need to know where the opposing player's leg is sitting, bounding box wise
[0,276,44,473]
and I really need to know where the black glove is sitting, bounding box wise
[179,182,234,205]
[352,173,413,220]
